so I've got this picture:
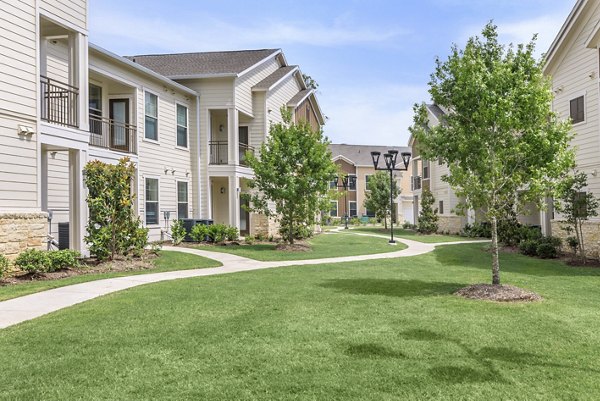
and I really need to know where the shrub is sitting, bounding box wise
[497,218,522,247]
[0,254,9,279]
[462,222,492,238]
[519,226,542,241]
[536,242,557,259]
[48,250,81,271]
[402,221,417,230]
[566,236,579,254]
[519,240,539,257]
[245,235,255,245]
[170,219,186,245]
[368,218,378,225]
[349,217,361,226]
[15,249,51,274]
[417,189,438,234]
[150,241,162,255]
[225,226,239,242]
[129,227,149,258]
[293,225,313,240]
[208,224,228,243]
[190,224,209,242]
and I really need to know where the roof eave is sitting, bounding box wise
[237,49,283,78]
[167,73,237,80]
[544,0,587,74]
[251,66,299,92]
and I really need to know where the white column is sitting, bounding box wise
[41,149,48,211]
[540,197,552,236]
[69,149,88,255]
[228,175,240,229]
[467,209,476,224]
[69,32,89,131]
[227,108,239,165]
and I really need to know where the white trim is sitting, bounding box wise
[252,66,299,92]
[348,200,358,217]
[176,180,189,220]
[287,89,313,107]
[237,49,282,78]
[175,102,189,149]
[569,91,587,126]
[544,0,586,74]
[144,176,160,226]
[330,200,338,217]
[38,10,89,35]
[332,154,356,165]
[348,173,357,191]
[143,89,159,142]
[167,73,237,79]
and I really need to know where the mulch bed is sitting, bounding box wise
[0,252,159,286]
[455,284,542,302]
[275,242,311,252]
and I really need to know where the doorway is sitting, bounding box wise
[240,197,250,236]
[109,98,129,151]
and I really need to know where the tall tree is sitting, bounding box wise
[418,189,439,234]
[363,171,399,229]
[410,23,574,285]
[246,108,337,244]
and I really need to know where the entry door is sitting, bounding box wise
[110,99,129,151]
[240,197,250,236]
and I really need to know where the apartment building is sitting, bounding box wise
[0,0,323,257]
[328,144,412,223]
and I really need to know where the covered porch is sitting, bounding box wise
[210,176,253,236]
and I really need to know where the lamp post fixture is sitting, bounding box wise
[334,174,355,229]
[370,150,412,244]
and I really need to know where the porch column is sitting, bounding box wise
[69,148,88,255]
[227,108,239,165]
[41,149,48,211]
[540,197,553,236]
[68,32,89,132]
[467,209,476,225]
[228,175,240,229]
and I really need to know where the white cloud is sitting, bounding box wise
[321,84,429,146]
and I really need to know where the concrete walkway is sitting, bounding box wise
[0,232,488,329]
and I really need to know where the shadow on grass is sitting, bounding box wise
[320,279,465,298]
[345,343,406,359]
[433,244,600,277]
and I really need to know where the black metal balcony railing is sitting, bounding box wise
[209,141,255,166]
[89,114,137,154]
[40,75,79,128]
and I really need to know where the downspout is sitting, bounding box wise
[195,93,202,219]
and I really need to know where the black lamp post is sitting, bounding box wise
[370,150,412,244]
[333,174,356,229]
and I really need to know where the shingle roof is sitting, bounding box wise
[328,144,411,167]
[252,66,298,91]
[126,49,280,78]
[287,89,312,106]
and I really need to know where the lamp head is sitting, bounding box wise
[383,153,394,169]
[400,152,412,170]
[370,151,381,169]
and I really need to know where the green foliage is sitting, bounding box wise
[519,236,561,259]
[402,222,417,230]
[225,226,239,242]
[150,241,162,256]
[15,249,51,274]
[566,236,579,254]
[0,254,9,279]
[48,250,81,271]
[244,235,256,245]
[349,217,361,226]
[462,222,492,238]
[554,171,600,262]
[190,224,209,242]
[207,224,228,243]
[293,225,313,240]
[246,107,337,244]
[170,220,186,245]
[83,158,148,261]
[363,171,399,229]
[519,240,539,257]
[410,23,574,284]
[417,189,439,234]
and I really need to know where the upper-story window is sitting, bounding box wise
[570,95,585,124]
[177,104,188,148]
[365,174,372,191]
[145,92,158,140]
[348,174,357,191]
[423,160,430,179]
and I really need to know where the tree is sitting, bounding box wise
[554,171,599,263]
[83,158,148,260]
[302,74,319,91]
[418,189,439,234]
[409,23,574,285]
[246,108,337,244]
[363,171,399,229]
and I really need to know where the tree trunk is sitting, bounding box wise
[491,216,500,285]
[384,216,387,229]
[576,219,585,264]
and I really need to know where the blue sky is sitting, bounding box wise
[89,0,574,146]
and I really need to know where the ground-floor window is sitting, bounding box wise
[439,200,444,214]
[330,200,338,217]
[178,181,188,219]
[349,201,357,217]
[145,178,159,225]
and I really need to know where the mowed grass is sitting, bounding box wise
[351,226,481,243]
[196,231,407,261]
[1,244,600,400]
[0,251,221,302]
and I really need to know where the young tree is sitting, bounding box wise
[418,189,439,234]
[554,171,599,263]
[363,171,399,229]
[410,23,574,285]
[246,108,337,244]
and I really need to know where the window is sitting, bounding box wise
[574,191,588,218]
[330,178,338,189]
[348,174,357,191]
[365,207,376,218]
[177,181,188,219]
[365,175,372,191]
[306,105,311,123]
[145,178,159,225]
[349,201,357,217]
[176,104,188,147]
[438,156,443,166]
[439,200,444,214]
[423,160,430,179]
[145,92,158,140]
[570,95,585,124]
[330,200,338,217]
[89,84,102,135]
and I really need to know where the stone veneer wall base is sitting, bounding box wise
[0,212,48,259]
[551,220,600,259]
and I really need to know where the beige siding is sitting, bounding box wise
[267,76,302,126]
[39,0,87,31]
[45,38,69,83]
[235,57,279,117]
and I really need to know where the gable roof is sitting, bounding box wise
[328,144,411,167]
[252,66,298,91]
[544,0,588,74]
[126,49,281,79]
[425,103,445,122]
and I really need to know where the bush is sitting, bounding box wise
[519,226,542,241]
[170,219,186,245]
[190,224,209,242]
[462,222,492,238]
[129,227,149,258]
[0,254,9,279]
[536,242,557,259]
[225,226,239,241]
[417,189,438,234]
[519,239,538,257]
[402,222,417,230]
[15,249,51,274]
[349,217,361,226]
[208,224,228,243]
[245,235,255,245]
[566,236,579,254]
[497,218,522,247]
[293,225,313,240]
[48,250,81,271]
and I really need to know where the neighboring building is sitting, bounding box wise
[544,0,600,253]
[328,144,412,223]
[0,0,324,257]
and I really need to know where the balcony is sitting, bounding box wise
[89,115,137,154]
[209,141,255,167]
[40,76,79,128]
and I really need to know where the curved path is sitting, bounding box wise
[0,232,488,329]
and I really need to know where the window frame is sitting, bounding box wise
[145,177,160,226]
[177,181,189,219]
[330,200,338,217]
[348,201,358,217]
[348,174,357,191]
[422,160,430,180]
[176,103,188,149]
[144,90,159,142]
[439,200,444,215]
[569,94,585,125]
[365,174,372,191]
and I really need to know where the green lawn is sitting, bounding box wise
[196,232,407,261]
[0,251,221,302]
[351,226,482,243]
[1,244,600,399]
